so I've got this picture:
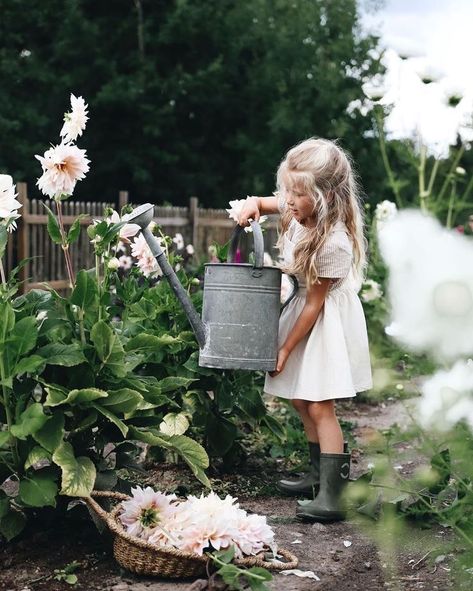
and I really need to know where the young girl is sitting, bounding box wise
[238,138,372,522]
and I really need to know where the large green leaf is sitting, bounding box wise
[58,388,109,406]
[10,317,38,357]
[19,473,58,507]
[125,333,184,354]
[32,412,65,453]
[129,427,210,487]
[70,269,98,309]
[0,507,27,541]
[0,432,10,448]
[237,389,267,421]
[52,442,96,497]
[159,413,190,436]
[157,376,197,394]
[13,354,46,377]
[93,404,128,436]
[37,343,87,367]
[10,403,49,440]
[261,415,286,441]
[100,388,143,414]
[91,321,126,377]
[24,446,52,470]
[44,385,68,407]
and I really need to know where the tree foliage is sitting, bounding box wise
[0,0,383,206]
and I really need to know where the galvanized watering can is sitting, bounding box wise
[127,204,297,371]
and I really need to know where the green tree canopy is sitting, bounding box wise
[0,0,384,207]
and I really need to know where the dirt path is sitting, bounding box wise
[0,398,455,591]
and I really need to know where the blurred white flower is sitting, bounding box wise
[418,360,473,431]
[361,279,383,303]
[131,234,163,278]
[0,175,22,231]
[107,257,120,271]
[60,94,89,143]
[36,143,90,198]
[118,255,133,270]
[172,233,184,250]
[375,200,397,231]
[226,199,268,233]
[456,166,466,176]
[186,244,195,255]
[379,210,473,360]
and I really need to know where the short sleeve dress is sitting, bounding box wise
[264,197,372,402]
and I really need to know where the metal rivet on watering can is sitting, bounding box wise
[127,205,298,371]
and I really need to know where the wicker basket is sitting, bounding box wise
[85,490,299,578]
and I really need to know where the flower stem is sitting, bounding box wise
[426,158,440,197]
[418,145,427,212]
[55,199,75,287]
[435,145,465,203]
[0,358,20,471]
[446,181,457,229]
[0,258,6,286]
[95,254,102,322]
[374,109,403,208]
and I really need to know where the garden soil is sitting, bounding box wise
[0,399,456,591]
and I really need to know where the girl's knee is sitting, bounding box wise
[308,400,335,421]
[291,399,309,414]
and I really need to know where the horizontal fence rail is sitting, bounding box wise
[9,184,280,293]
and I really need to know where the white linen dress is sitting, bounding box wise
[264,202,372,402]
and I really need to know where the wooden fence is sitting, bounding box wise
[9,183,280,292]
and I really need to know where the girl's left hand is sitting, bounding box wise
[269,348,290,377]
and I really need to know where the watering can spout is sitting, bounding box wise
[125,203,207,349]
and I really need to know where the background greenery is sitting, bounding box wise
[1,0,387,207]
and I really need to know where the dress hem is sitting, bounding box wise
[263,382,373,402]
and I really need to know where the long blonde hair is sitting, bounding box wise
[276,138,367,286]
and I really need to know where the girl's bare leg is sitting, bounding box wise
[307,400,344,453]
[292,399,319,443]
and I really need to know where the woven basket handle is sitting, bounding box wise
[84,490,130,531]
[235,548,298,571]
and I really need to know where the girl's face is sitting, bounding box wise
[285,185,316,226]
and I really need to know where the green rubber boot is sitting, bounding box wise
[295,452,351,522]
[278,442,320,497]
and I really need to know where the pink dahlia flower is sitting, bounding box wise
[119,486,177,540]
[36,143,90,198]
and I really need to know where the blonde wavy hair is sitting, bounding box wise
[276,137,367,286]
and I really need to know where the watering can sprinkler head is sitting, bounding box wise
[126,203,155,229]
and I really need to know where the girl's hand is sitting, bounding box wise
[269,347,290,377]
[238,196,261,227]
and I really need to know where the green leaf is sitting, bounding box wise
[93,404,128,436]
[10,317,38,356]
[100,388,143,414]
[44,385,68,407]
[58,388,109,406]
[13,354,46,376]
[43,202,63,244]
[213,546,235,564]
[0,432,10,448]
[10,403,49,440]
[237,389,267,421]
[67,214,87,245]
[37,343,87,367]
[70,269,98,310]
[0,225,8,259]
[0,507,27,541]
[206,414,238,456]
[19,473,58,507]
[52,442,96,497]
[159,413,190,436]
[157,376,197,394]
[183,352,215,376]
[91,321,126,377]
[24,446,52,470]
[261,415,286,441]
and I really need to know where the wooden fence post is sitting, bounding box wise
[118,190,129,211]
[17,182,30,291]
[189,196,199,249]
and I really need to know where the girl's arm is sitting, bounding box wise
[269,278,332,376]
[238,196,279,227]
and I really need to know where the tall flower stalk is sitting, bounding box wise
[35,94,90,288]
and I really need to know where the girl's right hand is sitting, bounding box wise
[238,196,260,227]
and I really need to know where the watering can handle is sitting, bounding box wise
[227,220,265,271]
[281,275,299,312]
